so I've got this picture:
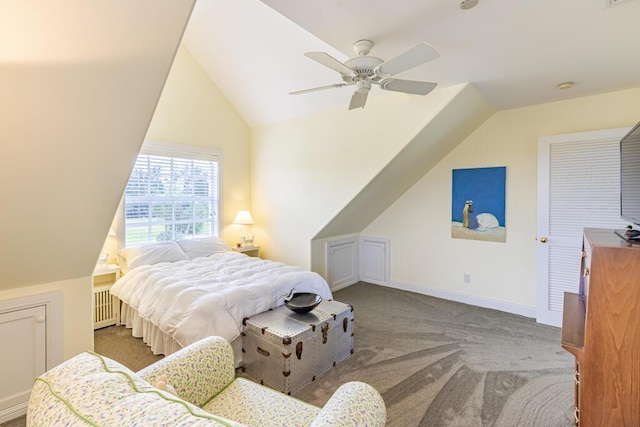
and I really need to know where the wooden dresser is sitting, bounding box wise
[561,228,640,426]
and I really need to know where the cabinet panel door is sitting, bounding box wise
[360,238,389,285]
[327,239,357,290]
[0,305,46,412]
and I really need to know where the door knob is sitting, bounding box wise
[540,237,548,243]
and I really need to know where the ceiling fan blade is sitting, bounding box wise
[375,42,439,77]
[349,91,369,110]
[379,78,437,95]
[289,83,348,95]
[305,52,353,75]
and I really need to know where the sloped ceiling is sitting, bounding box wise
[314,84,494,239]
[0,0,196,289]
[182,0,351,128]
[184,0,640,127]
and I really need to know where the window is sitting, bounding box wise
[123,143,220,247]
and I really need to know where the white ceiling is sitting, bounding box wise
[183,0,640,127]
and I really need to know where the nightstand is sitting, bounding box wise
[92,264,121,330]
[234,245,261,258]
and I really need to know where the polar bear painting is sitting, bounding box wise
[451,167,506,242]
[452,206,505,242]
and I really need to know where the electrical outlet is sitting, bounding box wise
[464,273,471,284]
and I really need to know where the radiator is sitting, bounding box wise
[93,284,119,329]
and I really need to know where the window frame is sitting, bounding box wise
[116,140,223,250]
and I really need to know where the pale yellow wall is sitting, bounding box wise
[146,44,251,246]
[251,85,472,267]
[0,41,249,363]
[0,277,93,359]
[0,2,194,366]
[364,88,640,309]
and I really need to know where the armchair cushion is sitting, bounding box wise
[203,378,320,427]
[310,381,387,427]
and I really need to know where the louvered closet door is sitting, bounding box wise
[536,127,630,326]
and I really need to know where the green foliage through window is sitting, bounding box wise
[124,152,219,247]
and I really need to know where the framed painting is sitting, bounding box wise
[451,166,506,242]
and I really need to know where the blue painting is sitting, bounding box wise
[451,166,506,242]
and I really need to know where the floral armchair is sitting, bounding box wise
[27,336,386,426]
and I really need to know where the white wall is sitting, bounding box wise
[251,85,474,267]
[314,84,494,240]
[145,45,251,246]
[0,1,195,360]
[364,88,640,310]
[0,278,92,360]
[1,43,250,362]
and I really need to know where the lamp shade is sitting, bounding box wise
[233,210,254,225]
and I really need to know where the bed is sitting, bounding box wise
[109,238,332,359]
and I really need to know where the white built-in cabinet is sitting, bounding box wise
[327,237,358,290]
[326,236,390,290]
[360,237,389,285]
[0,292,62,424]
[0,306,45,421]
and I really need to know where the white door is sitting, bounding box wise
[327,238,358,290]
[536,128,630,326]
[359,236,389,285]
[0,305,46,418]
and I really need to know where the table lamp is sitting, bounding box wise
[233,210,254,247]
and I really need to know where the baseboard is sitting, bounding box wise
[0,402,27,424]
[380,280,537,319]
[331,280,358,292]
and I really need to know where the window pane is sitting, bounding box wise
[124,151,219,247]
[151,202,172,222]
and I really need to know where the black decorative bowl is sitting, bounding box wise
[284,292,322,314]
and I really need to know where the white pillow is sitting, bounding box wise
[176,236,231,259]
[116,241,189,273]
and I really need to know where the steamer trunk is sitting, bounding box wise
[241,299,354,394]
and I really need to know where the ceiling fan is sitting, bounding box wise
[290,39,440,110]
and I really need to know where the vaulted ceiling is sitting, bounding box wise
[183,0,640,127]
[2,0,640,289]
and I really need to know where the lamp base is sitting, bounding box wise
[241,237,254,248]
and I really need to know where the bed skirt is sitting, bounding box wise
[118,301,243,366]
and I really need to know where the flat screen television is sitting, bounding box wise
[618,121,640,242]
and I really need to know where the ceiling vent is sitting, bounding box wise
[605,0,635,7]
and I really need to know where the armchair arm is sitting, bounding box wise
[137,336,236,408]
[310,381,386,427]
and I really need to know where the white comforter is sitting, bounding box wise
[110,252,332,346]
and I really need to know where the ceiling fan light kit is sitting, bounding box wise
[355,79,371,94]
[291,39,440,110]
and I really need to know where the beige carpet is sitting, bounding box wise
[5,282,575,427]
[294,283,575,427]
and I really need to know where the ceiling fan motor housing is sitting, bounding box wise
[341,56,384,82]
